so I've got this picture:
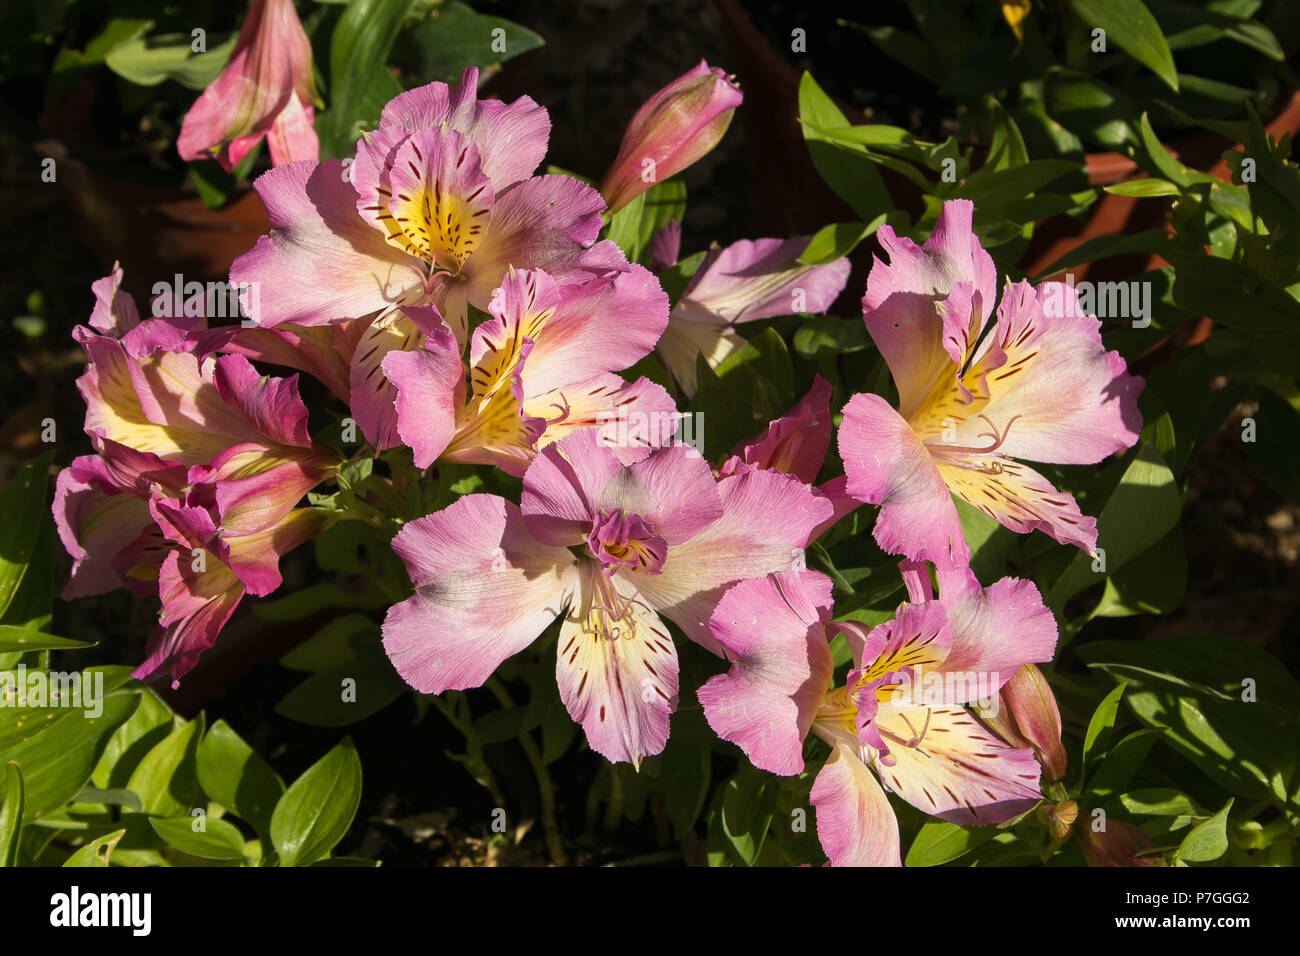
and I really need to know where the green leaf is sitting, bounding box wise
[1043,69,1136,148]
[0,454,51,621]
[1177,799,1232,863]
[92,686,173,791]
[1078,636,1298,801]
[798,221,868,265]
[62,829,125,867]
[792,315,869,359]
[1087,728,1164,799]
[1047,443,1183,612]
[1068,0,1179,92]
[655,714,711,839]
[279,614,377,673]
[1119,788,1200,817]
[150,815,247,861]
[0,762,24,866]
[906,821,998,867]
[126,716,204,817]
[798,72,891,222]
[1104,179,1182,197]
[955,159,1079,211]
[713,772,779,866]
[275,627,406,727]
[270,737,362,867]
[0,679,137,822]
[0,627,91,654]
[320,0,416,156]
[603,180,686,265]
[1082,682,1127,775]
[105,31,236,90]
[196,720,285,836]
[402,1,543,85]
[1243,387,1300,503]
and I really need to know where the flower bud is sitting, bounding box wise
[1078,818,1167,867]
[998,664,1068,783]
[599,60,742,214]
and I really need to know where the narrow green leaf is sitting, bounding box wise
[1069,0,1179,92]
[0,762,24,866]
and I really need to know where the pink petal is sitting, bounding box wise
[384,329,463,469]
[966,279,1144,465]
[810,730,902,867]
[676,237,850,324]
[378,67,550,189]
[230,160,426,328]
[632,468,834,650]
[863,199,997,361]
[461,175,607,312]
[266,92,318,167]
[699,571,834,775]
[382,495,577,693]
[719,375,832,483]
[510,265,668,398]
[939,576,1058,686]
[88,266,140,336]
[557,565,678,767]
[935,456,1098,552]
[873,705,1042,826]
[839,392,969,569]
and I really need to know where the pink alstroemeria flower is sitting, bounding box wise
[651,230,851,396]
[382,265,675,474]
[381,427,832,766]
[132,493,328,686]
[839,199,1143,570]
[599,60,743,215]
[699,561,1057,866]
[232,67,615,348]
[177,0,319,171]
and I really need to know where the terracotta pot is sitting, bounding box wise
[1025,88,1300,371]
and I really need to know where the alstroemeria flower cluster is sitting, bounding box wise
[54,53,1152,868]
[54,267,339,686]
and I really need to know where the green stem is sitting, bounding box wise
[485,678,568,866]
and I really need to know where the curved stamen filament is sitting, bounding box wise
[877,707,933,750]
[545,392,572,426]
[924,413,1022,457]
[587,569,649,641]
